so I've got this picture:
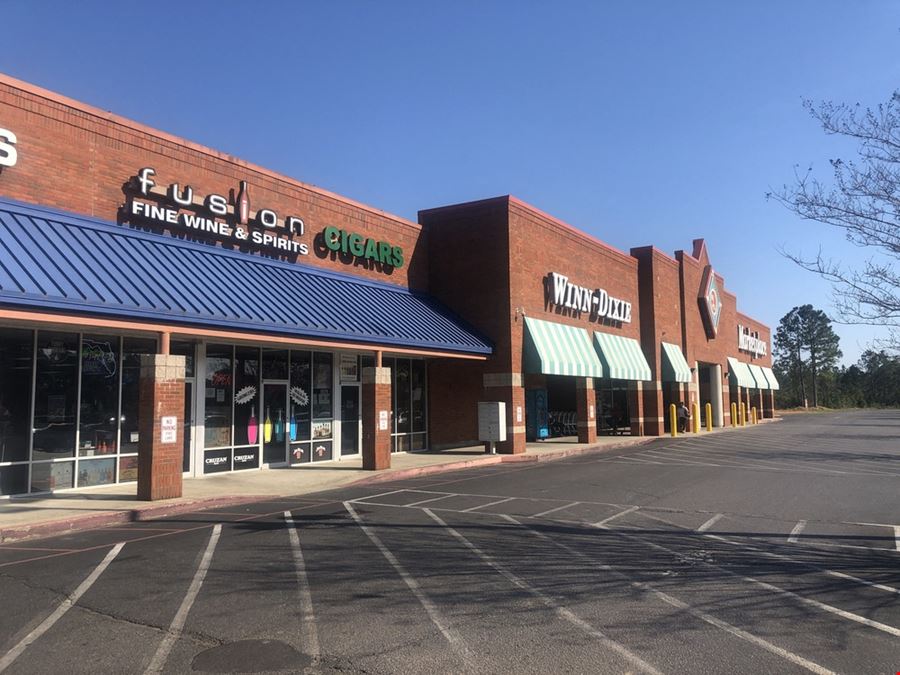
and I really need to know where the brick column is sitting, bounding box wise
[362,366,392,470]
[763,390,775,418]
[138,354,186,501]
[628,380,645,436]
[641,381,665,436]
[575,378,596,444]
[482,373,526,454]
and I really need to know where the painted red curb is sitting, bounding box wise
[0,494,271,545]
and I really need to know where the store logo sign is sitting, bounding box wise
[738,325,767,357]
[321,226,404,269]
[0,128,17,168]
[546,272,632,323]
[124,168,309,256]
[699,266,721,338]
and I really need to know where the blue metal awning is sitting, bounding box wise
[0,198,492,355]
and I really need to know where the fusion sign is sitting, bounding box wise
[125,168,309,256]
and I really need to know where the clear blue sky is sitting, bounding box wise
[3,1,899,365]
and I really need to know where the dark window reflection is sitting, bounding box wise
[32,332,78,461]
[411,360,426,433]
[120,338,157,455]
[170,340,194,377]
[205,345,233,448]
[79,335,120,456]
[396,359,411,434]
[262,349,288,380]
[312,352,333,420]
[0,328,33,465]
[289,351,311,442]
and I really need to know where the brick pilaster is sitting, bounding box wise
[362,367,392,470]
[482,373,526,454]
[628,380,645,436]
[138,354,186,501]
[575,378,596,444]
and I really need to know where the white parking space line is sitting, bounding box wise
[461,497,515,513]
[588,517,900,639]
[594,506,640,528]
[504,515,836,675]
[618,456,667,465]
[424,509,663,675]
[640,511,900,596]
[351,489,405,503]
[697,513,724,533]
[788,520,807,544]
[343,502,474,670]
[405,494,456,507]
[0,542,125,674]
[895,526,900,553]
[145,524,222,674]
[533,502,581,518]
[284,512,320,658]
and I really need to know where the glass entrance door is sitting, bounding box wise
[340,385,360,456]
[262,382,288,465]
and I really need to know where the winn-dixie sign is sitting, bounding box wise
[547,272,632,323]
[738,325,767,357]
[126,168,309,256]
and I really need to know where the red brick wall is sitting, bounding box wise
[0,75,427,290]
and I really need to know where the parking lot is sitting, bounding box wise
[0,410,897,674]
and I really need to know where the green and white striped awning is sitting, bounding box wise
[592,332,652,381]
[747,363,769,390]
[727,357,756,389]
[661,342,692,383]
[760,366,780,390]
[523,317,605,377]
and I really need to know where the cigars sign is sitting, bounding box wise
[125,168,310,256]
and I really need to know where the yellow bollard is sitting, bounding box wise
[705,402,712,432]
[691,402,700,433]
[752,407,758,424]
[669,403,677,437]
[731,402,737,427]
[740,402,746,426]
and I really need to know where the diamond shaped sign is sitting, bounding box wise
[699,265,721,338]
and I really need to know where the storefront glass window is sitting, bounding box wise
[32,331,79,462]
[78,335,120,457]
[205,345,233,448]
[289,350,312,443]
[234,347,260,448]
[411,360,426,433]
[396,359,411,434]
[312,352,333,421]
[0,327,33,466]
[171,340,195,377]
[119,338,157,455]
[262,349,288,380]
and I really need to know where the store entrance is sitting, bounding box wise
[262,381,288,465]
[340,385,360,456]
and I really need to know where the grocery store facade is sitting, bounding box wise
[0,74,776,498]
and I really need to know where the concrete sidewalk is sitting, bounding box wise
[0,434,656,544]
[0,419,776,544]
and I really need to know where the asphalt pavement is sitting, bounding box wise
[0,410,897,674]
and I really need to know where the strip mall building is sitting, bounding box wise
[0,74,777,499]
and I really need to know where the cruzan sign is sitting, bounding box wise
[546,272,632,323]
